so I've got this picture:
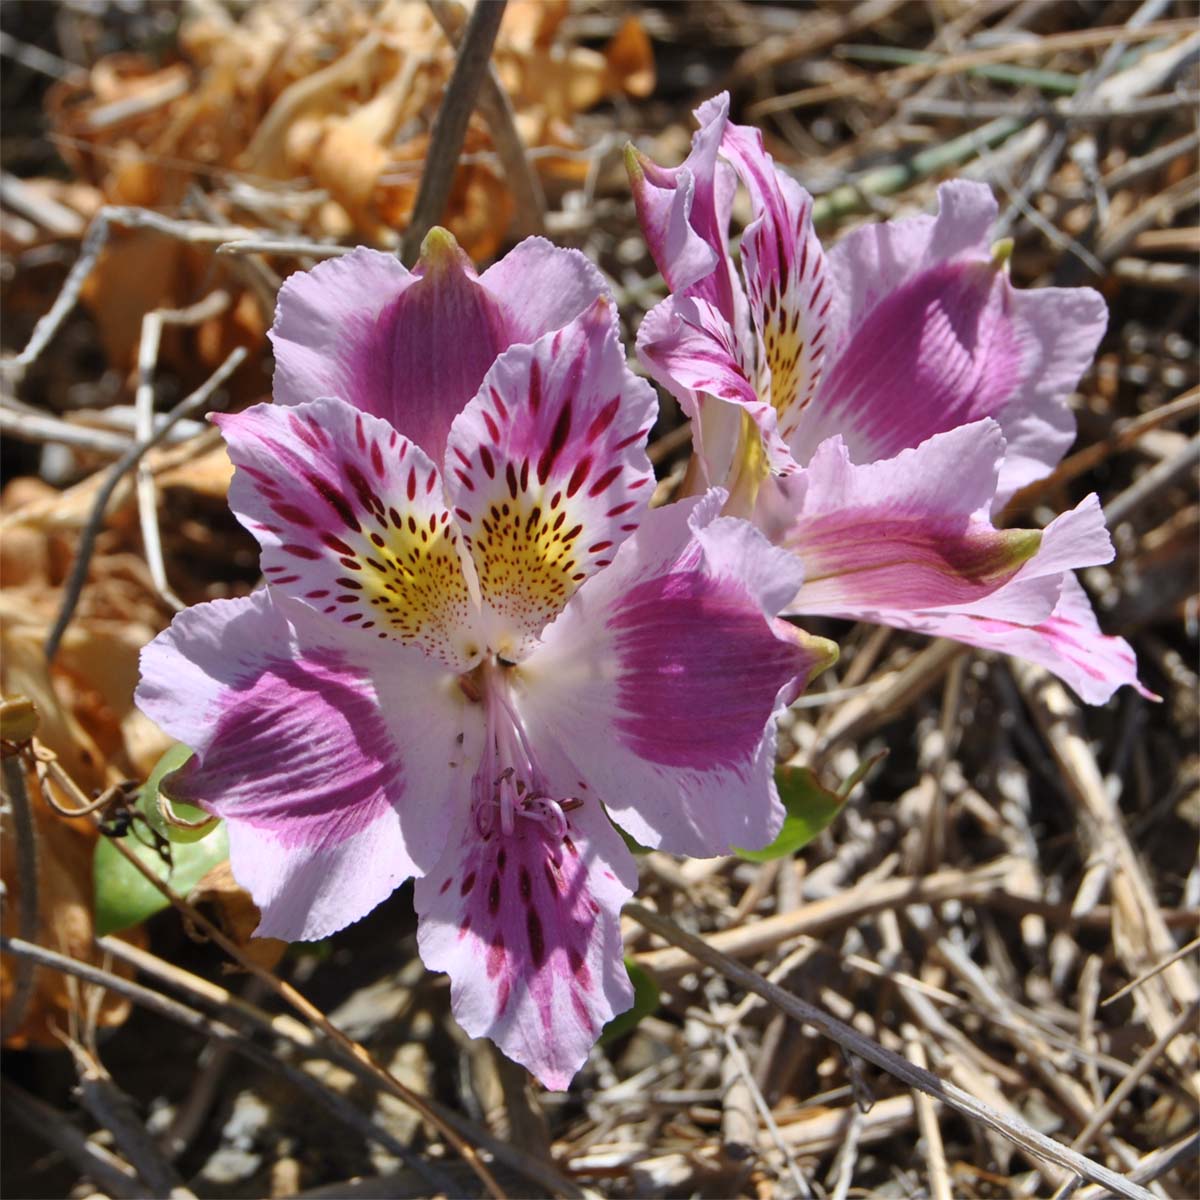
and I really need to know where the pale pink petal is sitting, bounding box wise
[942,494,1113,622]
[778,424,1078,616]
[269,246,415,415]
[765,425,1144,705]
[136,591,483,940]
[989,284,1108,507]
[477,236,610,346]
[415,790,636,1090]
[827,180,996,328]
[271,231,610,465]
[515,495,837,857]
[214,396,481,670]
[444,300,657,659]
[792,182,1106,507]
[883,575,1157,706]
[627,92,744,324]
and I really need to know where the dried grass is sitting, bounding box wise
[1,2,1196,1198]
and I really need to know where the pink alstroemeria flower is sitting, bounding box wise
[137,231,836,1089]
[631,95,1153,705]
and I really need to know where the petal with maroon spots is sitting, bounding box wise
[136,591,483,940]
[214,396,481,670]
[414,791,636,1090]
[800,181,1107,506]
[444,300,657,659]
[718,120,837,451]
[515,495,837,857]
[637,294,795,477]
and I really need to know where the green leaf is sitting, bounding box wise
[732,752,885,862]
[617,826,652,856]
[837,749,887,800]
[93,744,228,936]
[140,744,214,844]
[600,959,661,1045]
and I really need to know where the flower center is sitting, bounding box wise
[469,659,581,840]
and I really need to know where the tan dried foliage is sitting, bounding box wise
[0,479,171,1048]
[190,860,287,972]
[29,0,654,371]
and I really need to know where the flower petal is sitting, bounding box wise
[881,575,1157,706]
[793,182,1106,506]
[271,231,574,465]
[515,495,837,857]
[444,300,657,659]
[415,791,636,1090]
[719,119,837,450]
[477,236,611,346]
[136,591,483,940]
[940,493,1113,621]
[777,424,1054,615]
[269,245,415,415]
[215,396,480,670]
[627,92,743,319]
[828,179,995,325]
[775,425,1118,627]
[637,295,795,475]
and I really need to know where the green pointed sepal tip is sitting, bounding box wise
[990,237,1014,272]
[624,141,649,185]
[417,225,467,274]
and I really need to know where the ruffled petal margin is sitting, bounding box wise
[774,423,1097,616]
[796,181,1106,507]
[136,591,482,939]
[879,575,1157,706]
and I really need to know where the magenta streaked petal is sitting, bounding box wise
[790,255,1025,466]
[828,180,996,329]
[135,591,482,939]
[718,120,838,449]
[415,792,636,1090]
[627,93,744,320]
[516,495,837,857]
[779,424,1054,615]
[941,493,1113,622]
[215,396,481,669]
[887,575,1157,706]
[444,300,657,659]
[270,231,613,466]
[269,245,414,413]
[796,182,1106,505]
[270,236,509,463]
[637,295,796,476]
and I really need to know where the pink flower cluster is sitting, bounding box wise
[137,93,1149,1089]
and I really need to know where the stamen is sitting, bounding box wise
[470,656,580,843]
